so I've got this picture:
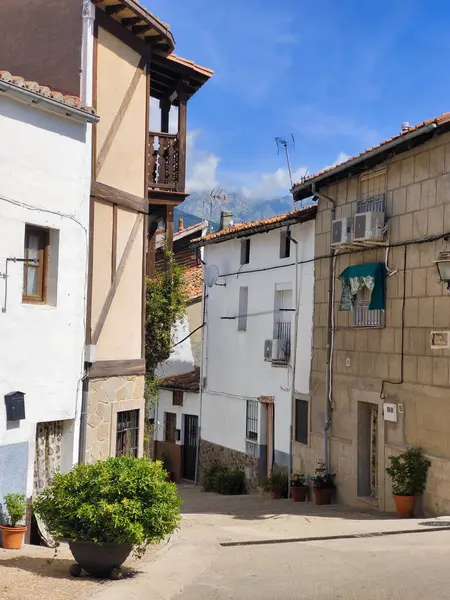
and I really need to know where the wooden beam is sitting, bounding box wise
[177,88,188,193]
[89,359,146,378]
[133,25,151,35]
[122,17,141,27]
[105,4,125,14]
[160,97,170,133]
[92,213,144,345]
[142,213,148,360]
[95,8,150,59]
[96,55,146,176]
[165,205,174,252]
[91,181,148,213]
[111,204,118,282]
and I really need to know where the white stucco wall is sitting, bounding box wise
[201,219,315,460]
[0,95,92,496]
[155,389,200,444]
[155,316,195,378]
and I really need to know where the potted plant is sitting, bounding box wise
[0,493,27,549]
[311,460,335,505]
[290,473,308,502]
[33,457,181,578]
[386,447,431,518]
[267,469,289,499]
[162,451,175,482]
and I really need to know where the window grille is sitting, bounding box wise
[116,409,139,457]
[246,400,258,441]
[173,390,183,406]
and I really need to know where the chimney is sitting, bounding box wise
[178,218,184,232]
[401,122,410,132]
[220,210,233,230]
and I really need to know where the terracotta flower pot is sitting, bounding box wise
[0,525,27,550]
[270,484,283,499]
[313,487,332,505]
[393,495,415,518]
[291,486,308,502]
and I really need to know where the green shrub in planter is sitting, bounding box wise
[2,493,27,527]
[32,457,181,555]
[202,463,246,495]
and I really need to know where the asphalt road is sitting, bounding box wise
[175,532,450,600]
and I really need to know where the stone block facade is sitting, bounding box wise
[295,131,450,515]
[85,374,145,462]
[199,439,260,491]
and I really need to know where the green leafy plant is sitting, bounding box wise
[290,473,307,487]
[311,460,335,490]
[386,447,431,496]
[267,468,289,497]
[2,493,26,527]
[202,463,246,495]
[32,457,181,556]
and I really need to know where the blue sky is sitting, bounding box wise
[145,0,450,201]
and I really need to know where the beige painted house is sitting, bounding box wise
[1,0,212,462]
[293,113,450,515]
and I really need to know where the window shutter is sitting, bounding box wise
[240,239,250,265]
[238,286,248,331]
[295,399,308,444]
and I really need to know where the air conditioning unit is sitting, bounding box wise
[272,339,288,361]
[264,339,273,361]
[353,211,385,242]
[331,217,353,246]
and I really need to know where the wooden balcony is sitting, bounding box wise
[148,132,182,193]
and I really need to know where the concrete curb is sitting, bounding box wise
[220,526,450,547]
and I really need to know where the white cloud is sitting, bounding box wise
[186,131,220,193]
[240,166,308,201]
[324,152,351,169]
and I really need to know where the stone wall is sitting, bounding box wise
[199,439,260,491]
[299,131,450,515]
[85,374,145,462]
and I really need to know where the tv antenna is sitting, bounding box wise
[275,134,296,189]
[204,188,226,233]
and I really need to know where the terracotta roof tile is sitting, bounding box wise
[193,205,317,246]
[159,368,200,392]
[0,71,97,116]
[167,54,213,79]
[183,265,203,302]
[293,112,450,190]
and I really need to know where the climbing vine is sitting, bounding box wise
[144,248,187,455]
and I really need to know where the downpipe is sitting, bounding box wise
[312,184,336,475]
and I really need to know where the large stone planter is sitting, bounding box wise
[69,539,132,578]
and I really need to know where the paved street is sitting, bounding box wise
[88,487,450,600]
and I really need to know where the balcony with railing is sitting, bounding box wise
[148,132,181,193]
[275,321,292,362]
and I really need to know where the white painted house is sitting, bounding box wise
[0,72,97,515]
[196,207,316,487]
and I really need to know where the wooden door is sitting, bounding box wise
[183,415,198,481]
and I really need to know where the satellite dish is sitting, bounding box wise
[205,264,220,288]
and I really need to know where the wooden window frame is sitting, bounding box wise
[164,412,177,443]
[172,390,184,406]
[240,238,250,265]
[115,409,140,458]
[23,225,49,304]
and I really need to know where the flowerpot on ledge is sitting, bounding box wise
[312,488,332,506]
[0,524,27,550]
[291,486,308,502]
[393,495,415,518]
[270,484,283,500]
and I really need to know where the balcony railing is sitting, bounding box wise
[148,132,181,192]
[276,321,291,360]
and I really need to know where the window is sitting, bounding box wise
[246,399,258,441]
[116,409,139,457]
[354,287,384,328]
[240,238,250,265]
[172,390,183,406]
[164,412,177,442]
[295,398,308,445]
[23,225,49,303]
[274,288,292,362]
[238,286,248,331]
[280,230,291,259]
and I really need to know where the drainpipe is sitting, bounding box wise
[194,250,207,484]
[287,231,300,498]
[78,373,89,463]
[81,0,95,105]
[312,183,336,474]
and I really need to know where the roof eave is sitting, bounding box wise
[0,81,99,124]
[292,122,440,201]
[193,207,317,248]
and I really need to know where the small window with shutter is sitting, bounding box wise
[240,239,250,265]
[280,230,291,259]
[295,398,309,445]
[238,286,248,331]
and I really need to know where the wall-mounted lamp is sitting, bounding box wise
[434,249,450,290]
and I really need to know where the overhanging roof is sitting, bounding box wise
[150,53,213,102]
[292,113,450,201]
